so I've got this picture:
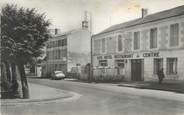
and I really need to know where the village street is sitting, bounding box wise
[2,78,184,115]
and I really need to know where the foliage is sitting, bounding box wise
[1,4,50,64]
[1,4,51,98]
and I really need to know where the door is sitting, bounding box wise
[131,59,143,81]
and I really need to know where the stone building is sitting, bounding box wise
[92,5,184,81]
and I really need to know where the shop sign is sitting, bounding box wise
[143,52,159,57]
[114,54,133,59]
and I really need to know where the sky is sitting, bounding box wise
[1,0,184,34]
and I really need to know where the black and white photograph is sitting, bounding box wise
[1,0,184,115]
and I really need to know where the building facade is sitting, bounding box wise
[92,6,184,81]
[44,28,91,76]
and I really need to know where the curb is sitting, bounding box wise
[118,84,184,94]
[1,91,81,106]
[1,85,81,106]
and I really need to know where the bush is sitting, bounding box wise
[93,75,125,83]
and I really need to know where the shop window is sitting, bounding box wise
[167,58,178,74]
[153,58,163,74]
[150,28,157,49]
[99,60,107,66]
[134,31,140,50]
[170,23,179,47]
[115,60,125,68]
[118,35,123,51]
[102,38,106,53]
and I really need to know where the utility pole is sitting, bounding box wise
[88,11,93,82]
[83,11,93,82]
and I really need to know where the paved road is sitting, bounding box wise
[2,78,184,115]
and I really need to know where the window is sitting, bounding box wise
[58,40,62,46]
[154,58,163,74]
[134,31,140,50]
[63,49,67,57]
[99,60,107,66]
[53,41,57,47]
[59,50,62,59]
[170,23,179,47]
[167,58,177,74]
[47,43,50,48]
[150,28,157,48]
[94,39,101,54]
[102,38,105,53]
[56,41,58,47]
[62,39,67,46]
[57,49,60,59]
[51,41,54,48]
[50,51,53,60]
[118,35,123,51]
[46,51,49,59]
[115,60,125,68]
[53,50,56,59]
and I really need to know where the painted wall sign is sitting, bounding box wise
[143,52,159,57]
[97,56,103,60]
[97,55,112,60]
[104,55,112,59]
[114,54,133,58]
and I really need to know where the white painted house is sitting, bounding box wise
[92,6,184,81]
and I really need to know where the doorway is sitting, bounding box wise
[131,59,143,81]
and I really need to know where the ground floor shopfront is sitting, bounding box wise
[93,50,184,81]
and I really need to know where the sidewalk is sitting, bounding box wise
[117,80,184,93]
[1,82,77,106]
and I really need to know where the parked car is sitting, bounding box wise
[50,71,66,80]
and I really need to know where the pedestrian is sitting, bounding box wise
[157,68,165,84]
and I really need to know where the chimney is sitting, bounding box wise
[142,8,148,18]
[54,28,58,35]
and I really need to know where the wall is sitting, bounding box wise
[67,29,91,72]
[92,15,184,81]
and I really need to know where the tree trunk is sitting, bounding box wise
[18,63,29,99]
[11,63,20,98]
[11,63,17,82]
[1,62,7,82]
[4,61,11,82]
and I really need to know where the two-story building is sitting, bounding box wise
[92,5,184,81]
